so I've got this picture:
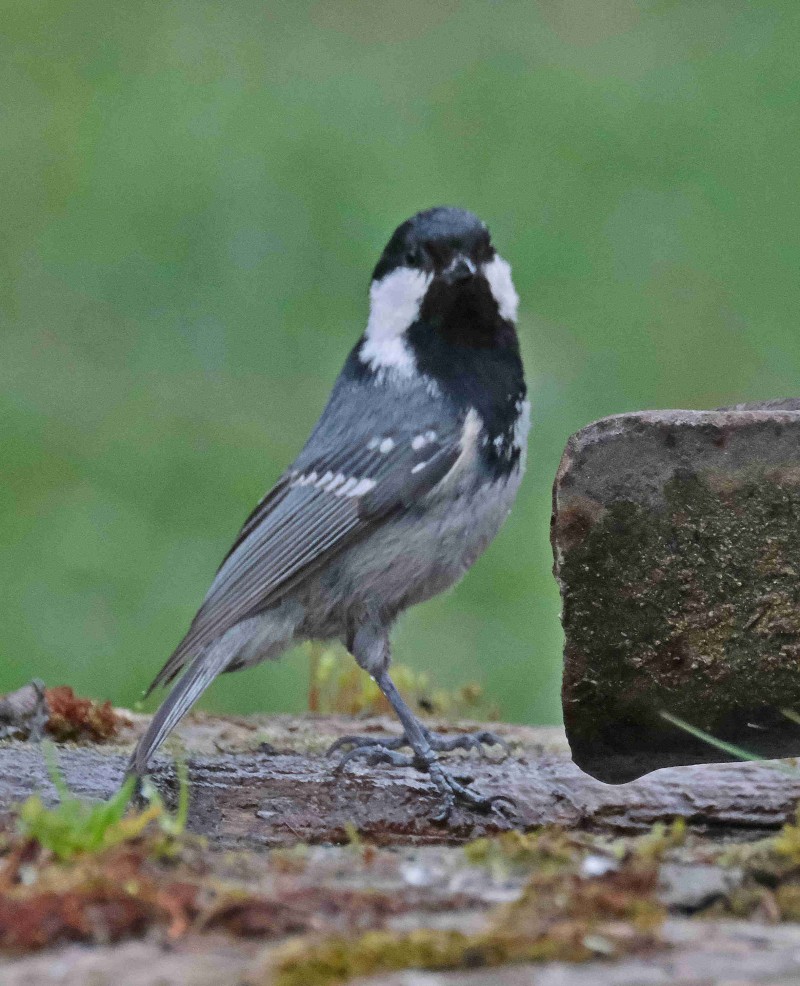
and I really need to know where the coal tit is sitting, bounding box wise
[129,206,529,818]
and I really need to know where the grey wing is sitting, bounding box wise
[147,418,463,692]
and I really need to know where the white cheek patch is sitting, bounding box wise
[482,254,519,323]
[360,266,432,376]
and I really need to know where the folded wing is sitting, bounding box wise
[147,422,463,693]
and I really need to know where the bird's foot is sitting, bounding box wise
[328,727,510,759]
[328,729,514,822]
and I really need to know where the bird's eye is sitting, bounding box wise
[476,236,494,263]
[405,246,423,267]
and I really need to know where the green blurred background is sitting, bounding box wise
[2,0,799,724]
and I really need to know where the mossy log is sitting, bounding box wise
[4,713,800,985]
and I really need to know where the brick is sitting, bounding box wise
[552,401,800,782]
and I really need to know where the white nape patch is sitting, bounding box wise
[482,254,519,322]
[360,266,432,376]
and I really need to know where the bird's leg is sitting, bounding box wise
[331,667,511,821]
[327,617,509,760]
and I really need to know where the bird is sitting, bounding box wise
[128,206,529,818]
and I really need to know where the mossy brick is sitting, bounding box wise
[552,402,800,782]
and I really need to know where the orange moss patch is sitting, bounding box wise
[0,834,446,956]
[0,885,160,951]
[44,686,130,742]
[0,841,200,952]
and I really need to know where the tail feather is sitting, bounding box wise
[127,645,232,778]
[144,627,199,698]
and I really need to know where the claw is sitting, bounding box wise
[487,794,520,822]
[326,734,405,757]
[428,730,511,758]
[425,761,509,823]
[475,730,512,757]
[333,742,413,774]
[363,747,415,769]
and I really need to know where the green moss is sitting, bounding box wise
[15,745,188,861]
[465,821,687,883]
[772,809,800,865]
[273,858,665,986]
[275,929,483,986]
[464,827,579,872]
[696,809,800,922]
[274,920,632,986]
[629,819,687,862]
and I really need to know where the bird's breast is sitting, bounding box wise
[306,463,525,629]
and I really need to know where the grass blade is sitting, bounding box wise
[659,711,800,776]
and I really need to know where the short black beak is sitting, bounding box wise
[442,255,477,286]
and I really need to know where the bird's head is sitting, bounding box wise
[360,207,519,377]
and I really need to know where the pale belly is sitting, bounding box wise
[300,467,524,635]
